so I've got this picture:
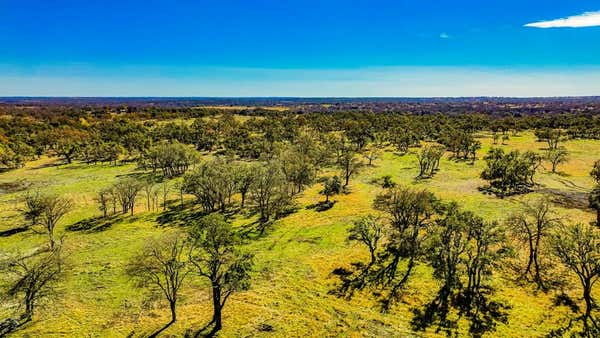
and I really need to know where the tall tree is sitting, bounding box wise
[250,160,292,225]
[372,187,439,309]
[38,194,72,249]
[552,223,600,334]
[127,233,189,338]
[337,144,362,187]
[506,199,560,290]
[188,214,253,334]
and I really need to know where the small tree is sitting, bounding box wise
[481,148,538,196]
[363,147,382,166]
[38,195,72,249]
[188,214,253,334]
[95,188,112,218]
[552,223,600,333]
[337,146,362,187]
[535,128,563,150]
[142,180,157,211]
[127,233,189,338]
[372,187,439,308]
[348,215,384,265]
[492,132,499,145]
[23,190,44,226]
[235,164,255,210]
[546,146,569,173]
[321,176,342,203]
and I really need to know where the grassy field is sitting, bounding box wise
[0,131,598,337]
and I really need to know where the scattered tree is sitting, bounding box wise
[188,214,253,334]
[112,177,143,216]
[552,223,600,334]
[37,195,72,249]
[127,233,189,338]
[321,176,342,203]
[481,148,539,196]
[506,198,560,290]
[416,144,444,179]
[546,146,569,173]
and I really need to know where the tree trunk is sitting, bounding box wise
[148,300,176,338]
[48,228,55,249]
[170,300,177,324]
[212,285,223,332]
[584,285,593,330]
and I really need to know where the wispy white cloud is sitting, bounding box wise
[439,32,450,39]
[525,11,600,28]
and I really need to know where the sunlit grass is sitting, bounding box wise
[0,131,598,336]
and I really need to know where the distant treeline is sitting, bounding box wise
[0,101,599,170]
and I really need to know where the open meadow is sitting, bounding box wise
[1,127,599,337]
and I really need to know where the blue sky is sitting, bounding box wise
[1,0,599,97]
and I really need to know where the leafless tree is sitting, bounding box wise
[127,233,189,338]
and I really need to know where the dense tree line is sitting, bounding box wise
[1,101,600,171]
[2,101,600,336]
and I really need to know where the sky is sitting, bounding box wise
[1,0,599,97]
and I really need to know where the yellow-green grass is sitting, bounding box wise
[0,131,598,337]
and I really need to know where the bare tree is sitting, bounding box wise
[38,195,72,249]
[112,177,143,215]
[142,180,156,212]
[127,233,189,338]
[95,188,112,218]
[160,182,169,211]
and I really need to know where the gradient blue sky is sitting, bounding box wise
[1,0,599,97]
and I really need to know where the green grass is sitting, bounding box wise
[0,131,599,337]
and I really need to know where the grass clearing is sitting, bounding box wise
[1,131,599,337]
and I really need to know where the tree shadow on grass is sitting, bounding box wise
[184,320,220,338]
[66,215,122,232]
[0,226,30,237]
[305,201,336,212]
[411,288,510,338]
[155,206,209,228]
